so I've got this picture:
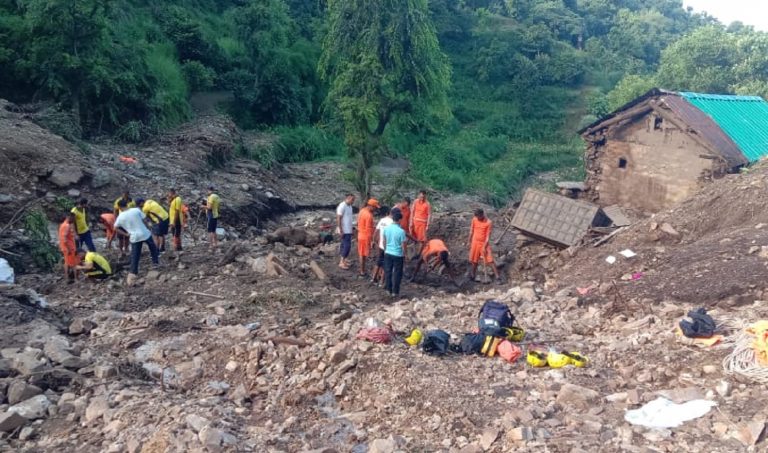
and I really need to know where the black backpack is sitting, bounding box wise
[459,333,486,355]
[478,300,515,337]
[422,330,451,356]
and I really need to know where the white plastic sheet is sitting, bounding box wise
[0,258,14,284]
[624,397,716,428]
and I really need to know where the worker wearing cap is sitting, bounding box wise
[75,249,112,280]
[203,186,220,250]
[70,198,95,252]
[168,188,184,251]
[357,198,379,278]
[137,198,170,252]
[468,209,501,283]
[411,238,451,282]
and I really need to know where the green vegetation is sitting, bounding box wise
[1,0,767,201]
[23,210,59,271]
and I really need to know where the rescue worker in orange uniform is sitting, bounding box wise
[357,198,379,278]
[113,191,135,257]
[468,209,501,283]
[398,197,412,259]
[99,213,117,250]
[410,191,431,258]
[58,212,78,283]
[410,238,451,282]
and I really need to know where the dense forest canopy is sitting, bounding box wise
[1,0,766,202]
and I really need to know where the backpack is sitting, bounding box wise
[422,330,451,356]
[459,333,486,355]
[478,300,515,337]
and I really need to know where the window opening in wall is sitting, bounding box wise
[654,116,663,130]
[618,157,628,169]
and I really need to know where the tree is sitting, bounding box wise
[319,0,451,201]
[25,0,113,124]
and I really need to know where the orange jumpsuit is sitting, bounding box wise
[399,203,411,234]
[357,207,374,258]
[411,199,431,242]
[421,239,448,263]
[469,217,494,264]
[58,221,78,267]
[100,213,116,241]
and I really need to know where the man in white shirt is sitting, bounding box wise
[114,200,160,278]
[370,206,394,286]
[336,193,355,269]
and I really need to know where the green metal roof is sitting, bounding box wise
[681,92,768,163]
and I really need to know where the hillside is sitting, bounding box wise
[2,97,768,451]
[0,0,731,201]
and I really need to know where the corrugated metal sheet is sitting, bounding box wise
[511,189,607,247]
[661,95,748,168]
[681,92,768,163]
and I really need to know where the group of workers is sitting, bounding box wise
[58,187,222,283]
[337,191,501,298]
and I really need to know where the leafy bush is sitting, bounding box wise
[182,61,216,91]
[272,126,344,162]
[23,210,59,271]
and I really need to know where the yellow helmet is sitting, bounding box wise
[405,329,423,346]
[564,351,589,368]
[547,352,570,368]
[504,327,526,342]
[527,350,548,367]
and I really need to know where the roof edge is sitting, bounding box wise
[578,88,678,135]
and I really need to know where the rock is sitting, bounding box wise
[241,184,249,191]
[713,422,729,436]
[702,365,718,374]
[368,438,396,453]
[716,380,732,398]
[749,246,760,255]
[659,222,679,236]
[8,395,51,420]
[327,344,348,365]
[518,287,538,303]
[67,189,81,197]
[90,168,111,189]
[225,361,239,372]
[18,426,34,441]
[85,396,110,423]
[556,383,600,409]
[2,348,49,375]
[0,359,11,378]
[94,365,117,379]
[207,381,230,395]
[69,318,96,335]
[506,427,534,442]
[186,414,210,433]
[7,381,43,405]
[199,425,236,450]
[146,270,160,281]
[657,387,704,404]
[0,411,27,432]
[0,194,14,203]
[44,336,90,370]
[48,166,84,187]
[479,428,499,450]
[733,420,765,446]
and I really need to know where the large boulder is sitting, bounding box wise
[48,166,84,187]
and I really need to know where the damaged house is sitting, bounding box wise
[580,89,768,212]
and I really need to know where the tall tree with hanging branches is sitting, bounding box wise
[319,0,451,201]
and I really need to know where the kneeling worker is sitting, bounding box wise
[75,249,112,279]
[411,238,451,282]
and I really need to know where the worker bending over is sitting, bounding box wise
[113,191,135,256]
[468,209,501,283]
[99,213,117,250]
[75,249,112,280]
[411,239,451,282]
[138,198,170,252]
